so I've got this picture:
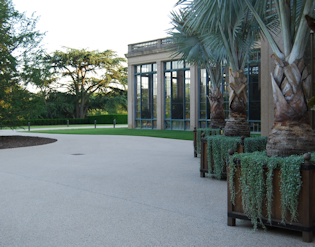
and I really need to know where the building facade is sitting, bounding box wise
[125,38,275,136]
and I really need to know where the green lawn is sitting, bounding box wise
[31,128,194,140]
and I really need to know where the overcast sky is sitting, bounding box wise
[13,0,179,58]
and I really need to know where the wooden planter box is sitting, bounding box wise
[227,152,315,242]
[200,138,244,178]
[193,127,222,158]
[193,127,197,157]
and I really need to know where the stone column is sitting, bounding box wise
[190,65,199,130]
[260,38,276,136]
[157,60,164,130]
[127,65,135,129]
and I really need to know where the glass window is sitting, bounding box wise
[153,63,157,72]
[141,64,151,73]
[166,62,171,70]
[164,60,190,130]
[135,63,157,129]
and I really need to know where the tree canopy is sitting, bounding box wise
[46,48,127,118]
[0,0,45,127]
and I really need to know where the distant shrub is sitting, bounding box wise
[87,114,127,124]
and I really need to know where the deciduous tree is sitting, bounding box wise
[47,48,127,118]
[0,0,45,127]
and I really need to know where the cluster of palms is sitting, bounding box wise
[169,0,315,157]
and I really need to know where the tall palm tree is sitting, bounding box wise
[244,0,315,157]
[176,0,262,137]
[168,10,225,129]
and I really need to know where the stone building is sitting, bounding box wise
[125,37,297,137]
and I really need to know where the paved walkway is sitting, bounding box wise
[0,130,312,246]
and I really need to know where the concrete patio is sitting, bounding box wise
[0,129,311,246]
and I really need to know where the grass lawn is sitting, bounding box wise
[31,128,194,140]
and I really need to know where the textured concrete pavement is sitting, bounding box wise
[0,130,312,246]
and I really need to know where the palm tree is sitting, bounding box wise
[168,10,225,129]
[244,0,315,157]
[176,0,262,137]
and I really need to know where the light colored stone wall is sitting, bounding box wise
[127,65,135,129]
[156,60,164,130]
[260,34,285,136]
[260,38,274,136]
[190,65,199,130]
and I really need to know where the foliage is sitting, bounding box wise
[280,155,304,223]
[244,0,315,64]
[207,135,240,179]
[89,89,127,114]
[4,114,127,126]
[46,48,127,119]
[39,91,76,119]
[175,0,263,72]
[0,0,45,127]
[229,151,311,230]
[3,118,89,126]
[87,114,127,124]
[308,97,315,110]
[196,128,221,156]
[207,135,268,179]
[168,9,223,90]
[243,136,268,153]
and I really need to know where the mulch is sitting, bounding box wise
[0,136,57,149]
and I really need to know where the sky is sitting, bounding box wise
[12,0,179,58]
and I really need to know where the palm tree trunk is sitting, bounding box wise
[208,87,225,129]
[223,69,250,137]
[266,56,315,157]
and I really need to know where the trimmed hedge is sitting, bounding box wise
[1,114,127,127]
[87,114,127,124]
[2,118,90,126]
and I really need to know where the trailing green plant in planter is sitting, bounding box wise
[229,151,315,230]
[243,136,268,153]
[206,136,267,179]
[207,135,240,179]
[196,128,221,157]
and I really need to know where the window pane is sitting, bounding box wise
[153,74,157,119]
[185,121,190,130]
[172,70,184,119]
[199,121,207,128]
[172,121,184,130]
[177,60,184,69]
[249,82,260,101]
[165,121,171,130]
[153,63,157,72]
[249,102,260,120]
[165,72,171,119]
[166,62,171,70]
[141,64,151,73]
[172,61,178,70]
[200,110,206,119]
